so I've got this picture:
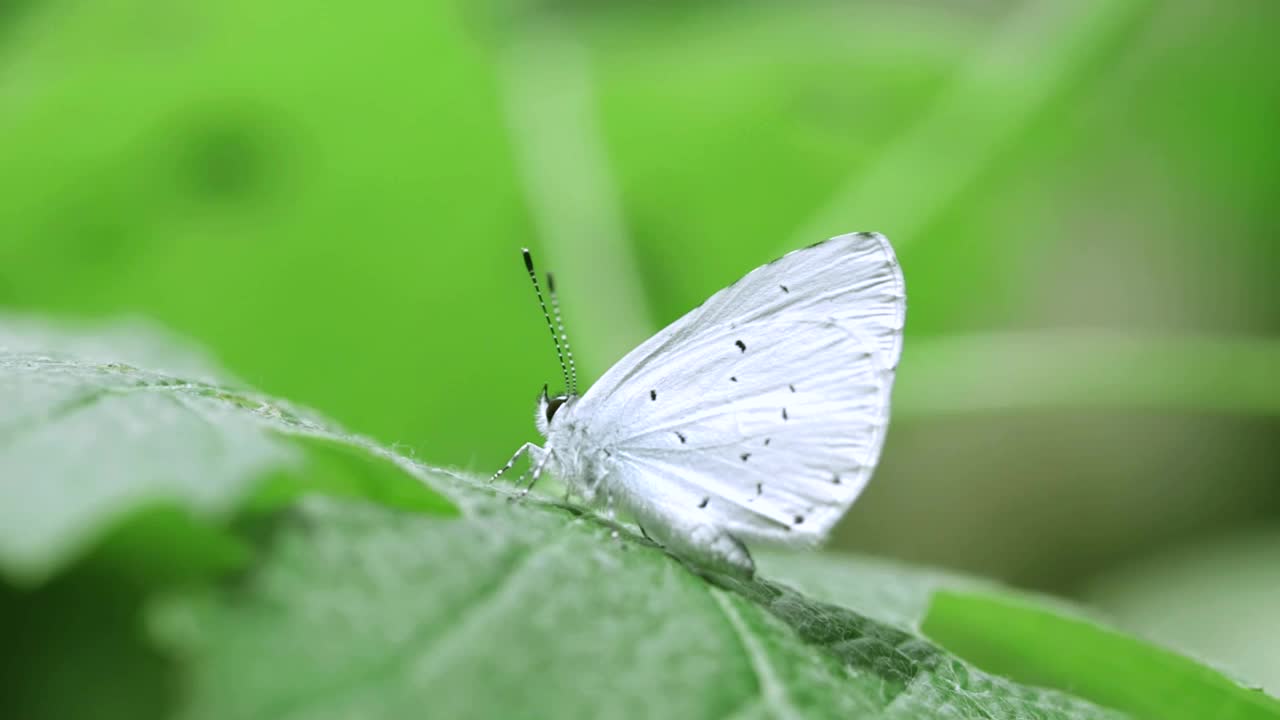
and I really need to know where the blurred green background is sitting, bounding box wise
[2,0,1277,687]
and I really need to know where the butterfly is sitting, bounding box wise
[495,232,905,577]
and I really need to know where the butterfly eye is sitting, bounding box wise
[544,395,568,424]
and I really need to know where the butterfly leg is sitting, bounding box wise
[491,442,544,483]
[517,446,553,497]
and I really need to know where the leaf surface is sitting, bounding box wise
[2,327,1276,720]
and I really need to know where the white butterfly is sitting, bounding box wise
[496,232,905,577]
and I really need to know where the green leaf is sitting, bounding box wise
[922,591,1280,720]
[759,552,1280,720]
[152,495,1133,720]
[1084,529,1280,700]
[3,332,1275,719]
[0,341,455,585]
[0,566,178,720]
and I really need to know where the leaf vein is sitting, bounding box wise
[709,587,802,720]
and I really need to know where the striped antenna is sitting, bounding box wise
[522,248,573,395]
[545,271,578,395]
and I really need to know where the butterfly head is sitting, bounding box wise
[535,384,575,437]
[535,384,576,435]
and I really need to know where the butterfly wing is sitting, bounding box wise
[573,232,904,544]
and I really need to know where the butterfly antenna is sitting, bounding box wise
[522,248,573,395]
[545,271,578,396]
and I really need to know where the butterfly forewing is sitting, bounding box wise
[673,232,904,365]
[572,232,905,544]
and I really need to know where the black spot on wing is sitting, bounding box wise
[793,515,805,525]
[780,284,789,293]
[649,389,657,401]
[735,339,746,353]
[675,431,686,444]
[788,383,796,393]
[730,376,738,383]
[781,407,789,421]
[832,473,842,485]
[740,452,751,462]
[698,497,709,508]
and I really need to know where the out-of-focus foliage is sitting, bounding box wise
[1083,529,1280,697]
[1,0,1277,700]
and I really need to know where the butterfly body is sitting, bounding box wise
[506,232,905,577]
